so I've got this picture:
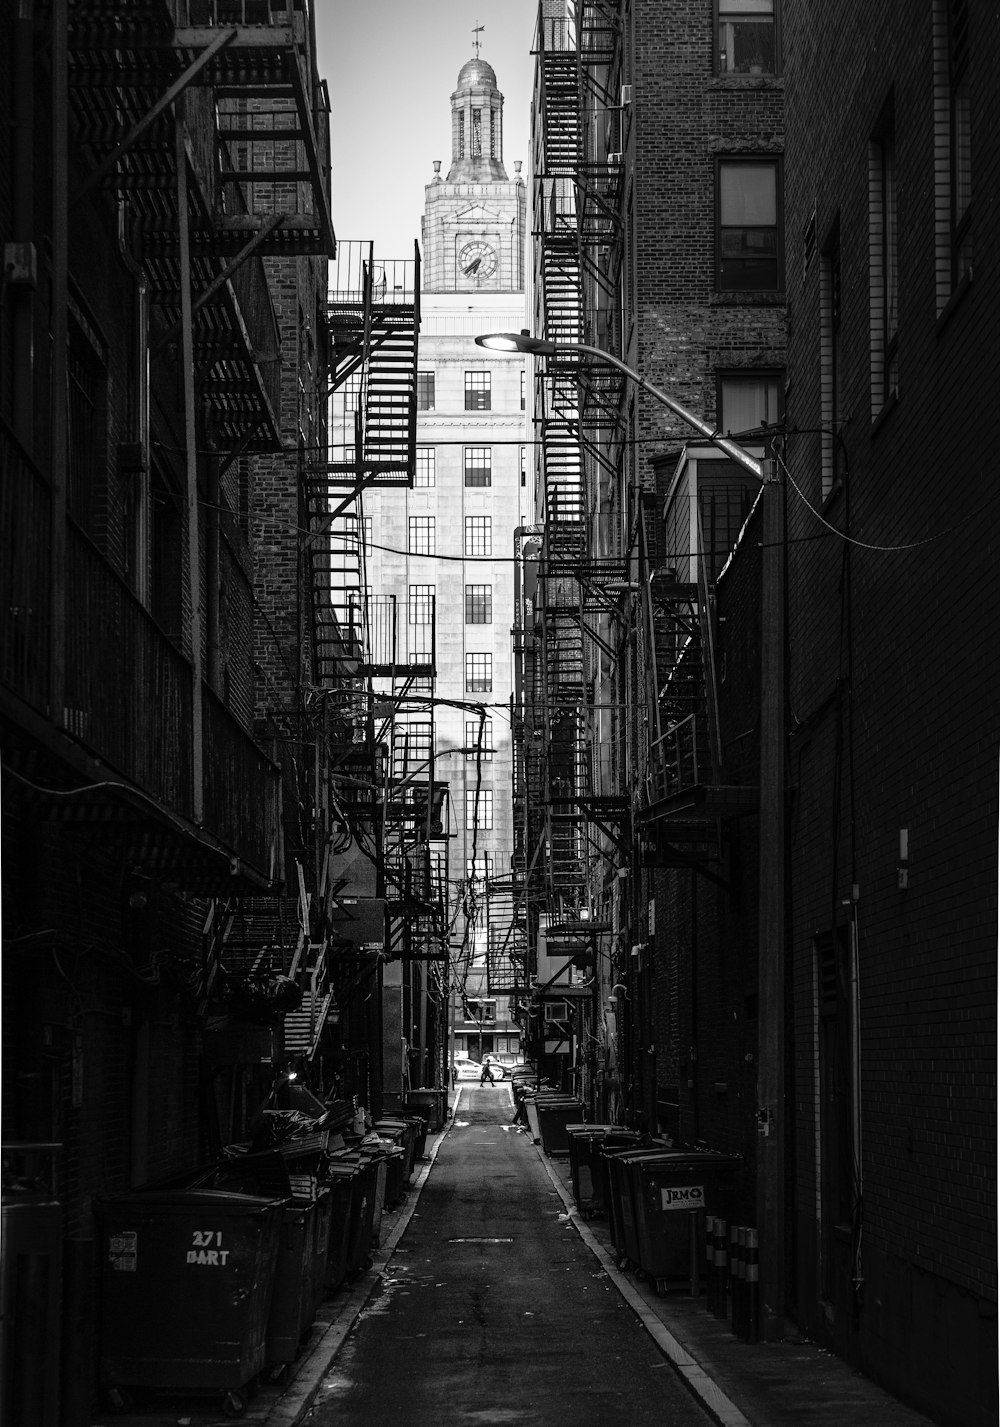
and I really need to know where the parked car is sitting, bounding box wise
[452,1055,507,1081]
[492,1052,526,1071]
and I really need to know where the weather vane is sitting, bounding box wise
[472,23,485,57]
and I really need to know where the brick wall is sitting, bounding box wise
[782,1,998,1419]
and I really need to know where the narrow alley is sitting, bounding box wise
[304,1086,714,1427]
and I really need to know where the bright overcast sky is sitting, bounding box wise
[316,0,537,260]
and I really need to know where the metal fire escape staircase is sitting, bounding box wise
[200,879,336,1062]
[309,242,421,689]
[379,708,449,963]
[532,20,590,916]
[65,0,336,453]
[638,505,758,873]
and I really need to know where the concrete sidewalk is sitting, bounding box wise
[532,1128,941,1427]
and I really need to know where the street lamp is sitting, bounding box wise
[479,327,787,1340]
[474,332,764,480]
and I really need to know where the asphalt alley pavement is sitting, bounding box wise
[303,1084,716,1427]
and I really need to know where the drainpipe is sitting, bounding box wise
[176,100,205,823]
[9,1,36,449]
[50,0,68,723]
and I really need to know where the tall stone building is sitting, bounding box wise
[364,50,530,1064]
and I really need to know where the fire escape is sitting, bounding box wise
[315,243,446,976]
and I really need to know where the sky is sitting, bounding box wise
[316,0,538,260]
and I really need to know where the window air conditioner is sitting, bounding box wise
[544,1000,570,1022]
[620,84,633,106]
[607,152,622,165]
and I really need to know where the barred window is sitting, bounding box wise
[465,652,493,692]
[464,446,492,487]
[408,516,435,554]
[465,584,492,624]
[465,515,492,556]
[415,447,436,487]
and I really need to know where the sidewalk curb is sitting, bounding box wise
[534,1142,752,1427]
[263,1097,459,1427]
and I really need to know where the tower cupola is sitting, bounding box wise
[448,54,507,182]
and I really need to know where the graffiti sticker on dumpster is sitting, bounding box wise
[659,1184,705,1211]
[109,1231,137,1271]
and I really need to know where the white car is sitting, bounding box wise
[453,1056,507,1081]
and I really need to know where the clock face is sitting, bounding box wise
[459,240,498,279]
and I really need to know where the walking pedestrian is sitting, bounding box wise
[479,1057,496,1086]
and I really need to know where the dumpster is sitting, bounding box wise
[328,1150,378,1277]
[193,1150,323,1369]
[1,1143,62,1427]
[404,1088,446,1133]
[632,1151,742,1294]
[264,1193,322,1368]
[321,1162,358,1294]
[97,1187,283,1416]
[604,1147,673,1266]
[566,1126,643,1216]
[374,1119,417,1181]
[533,1096,585,1156]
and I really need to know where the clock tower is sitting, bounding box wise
[421,54,526,293]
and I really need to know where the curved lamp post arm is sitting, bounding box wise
[475,332,764,481]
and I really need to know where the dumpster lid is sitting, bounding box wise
[99,1186,285,1209]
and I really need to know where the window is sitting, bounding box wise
[408,588,434,661]
[465,515,492,556]
[467,853,492,880]
[520,369,526,410]
[394,720,432,777]
[716,158,782,291]
[415,447,436,486]
[409,584,435,623]
[408,516,435,554]
[717,373,782,437]
[472,108,482,158]
[869,103,898,412]
[464,446,492,487]
[417,372,435,411]
[457,112,465,160]
[465,652,493,693]
[466,716,494,760]
[465,583,492,624]
[362,517,373,551]
[466,788,494,830]
[464,370,491,411]
[820,224,845,499]
[520,445,527,487]
[717,0,777,76]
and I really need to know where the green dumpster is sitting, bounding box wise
[566,1125,643,1217]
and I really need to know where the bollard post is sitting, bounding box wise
[713,1217,728,1319]
[705,1216,717,1313]
[689,1209,701,1296]
[745,1228,759,1342]
[734,1226,748,1339]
